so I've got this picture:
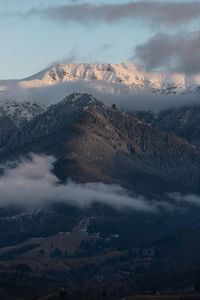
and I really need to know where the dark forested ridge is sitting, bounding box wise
[1,93,200,195]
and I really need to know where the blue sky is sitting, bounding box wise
[0,0,199,79]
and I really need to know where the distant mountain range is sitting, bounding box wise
[2,63,200,106]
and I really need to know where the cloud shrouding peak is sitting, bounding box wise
[16,2,200,27]
[133,31,200,74]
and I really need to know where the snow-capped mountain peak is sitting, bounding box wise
[19,62,187,92]
[1,62,200,108]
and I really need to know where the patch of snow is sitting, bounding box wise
[0,100,46,126]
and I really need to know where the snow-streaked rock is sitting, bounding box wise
[0,100,46,126]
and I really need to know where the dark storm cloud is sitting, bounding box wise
[16,2,200,27]
[133,31,200,74]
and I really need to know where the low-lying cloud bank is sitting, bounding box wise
[169,193,200,208]
[2,81,200,113]
[0,154,199,213]
[0,154,156,212]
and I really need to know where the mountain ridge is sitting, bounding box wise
[1,93,200,196]
[2,63,200,106]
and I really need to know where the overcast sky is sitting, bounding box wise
[0,0,199,79]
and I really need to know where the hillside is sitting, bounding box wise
[1,93,200,195]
